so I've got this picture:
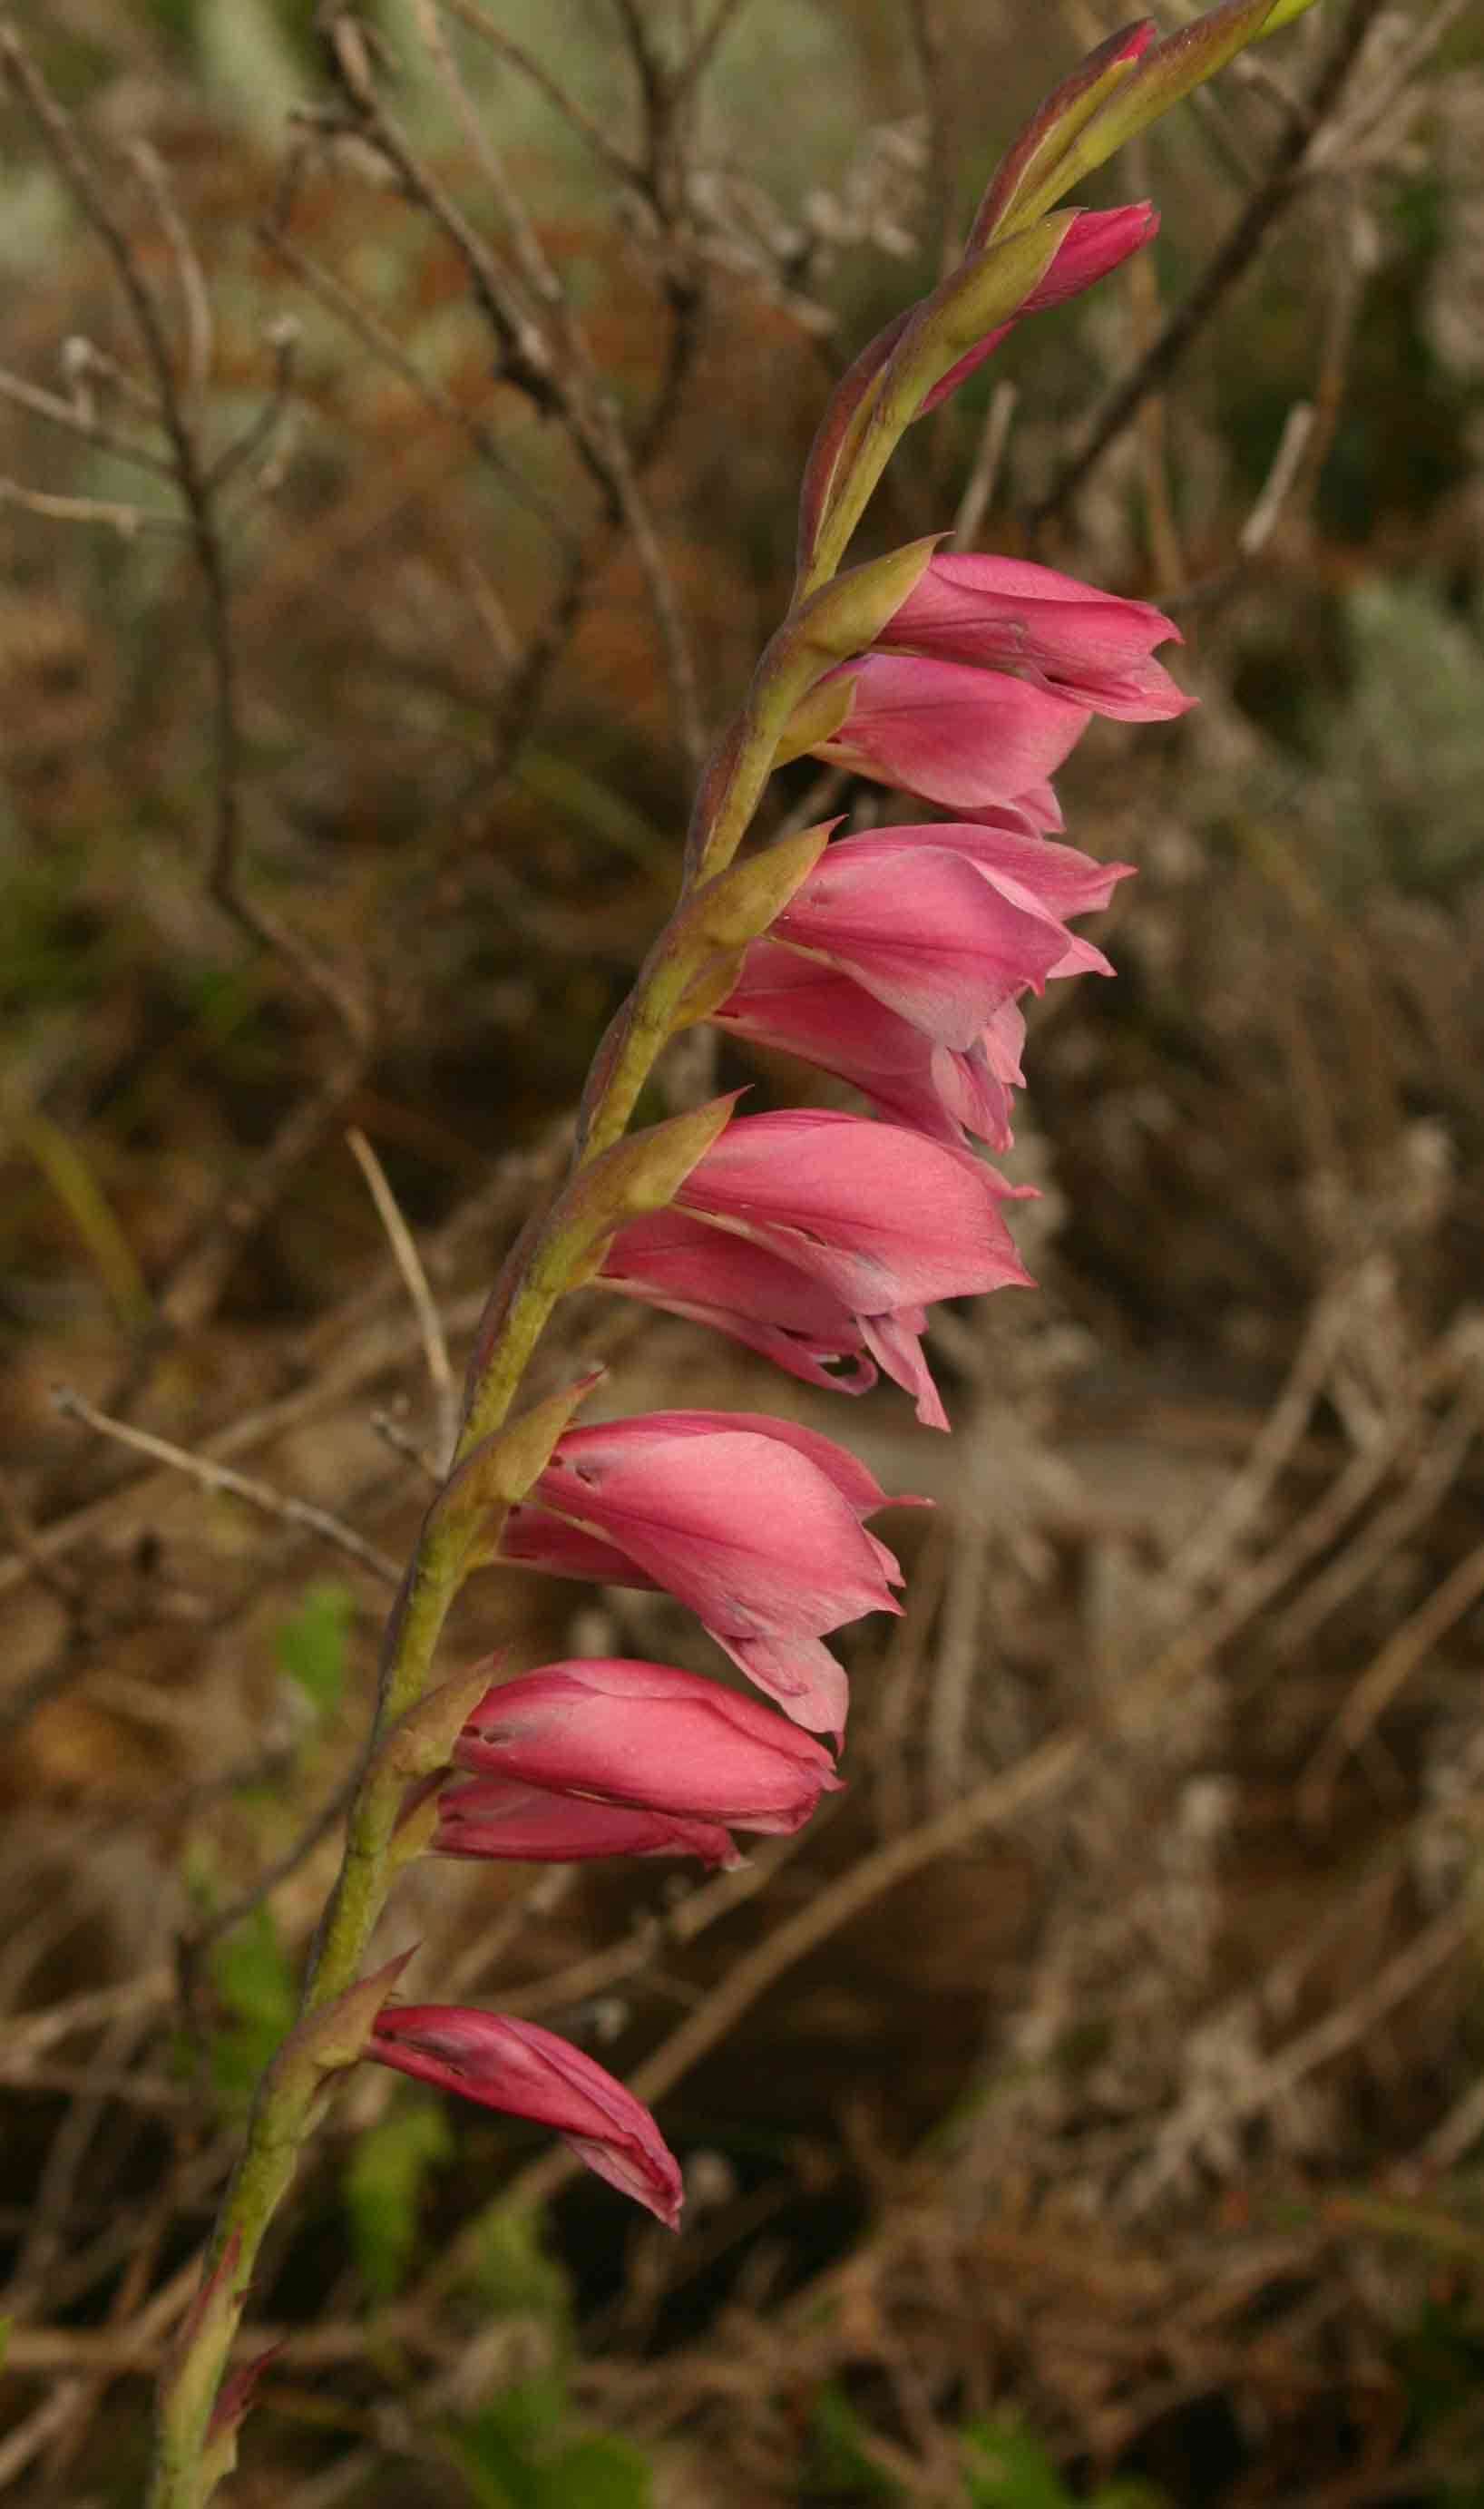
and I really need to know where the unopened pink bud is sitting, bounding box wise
[922,202,1159,412]
[454,1658,841,1831]
[367,2004,683,2227]
[434,1775,742,1869]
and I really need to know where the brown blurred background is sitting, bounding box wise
[3,2,1484,2502]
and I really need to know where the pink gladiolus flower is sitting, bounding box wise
[921,203,1159,412]
[769,828,1114,1049]
[713,941,1025,1150]
[453,1658,841,1833]
[601,1206,885,1397]
[708,808,1128,1155]
[672,1105,1029,1303]
[808,822,1128,979]
[501,1411,919,1733]
[434,1776,741,1869]
[805,652,1089,810]
[880,552,1191,720]
[367,2005,683,2226]
[600,1109,1031,1430]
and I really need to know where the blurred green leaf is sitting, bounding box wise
[474,2208,572,2328]
[540,2436,652,2508]
[805,2383,903,2499]
[447,2381,652,2509]
[962,2417,1070,2509]
[344,2095,453,2299]
[275,1582,354,1718]
[961,2416,1167,2509]
[206,1902,296,2114]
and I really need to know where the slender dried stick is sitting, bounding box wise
[1030,0,1386,536]
[51,1387,401,1584]
[347,1128,457,1466]
[0,27,369,1049]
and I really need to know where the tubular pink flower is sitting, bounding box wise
[713,940,1023,1151]
[367,2005,683,2227]
[434,1776,742,1870]
[806,652,1090,810]
[880,552,1191,720]
[921,203,1159,412]
[671,1109,1030,1313]
[593,1109,1028,1430]
[453,1657,842,1832]
[707,821,1128,1151]
[501,1411,920,1733]
[600,1206,884,1398]
[770,829,1110,1049]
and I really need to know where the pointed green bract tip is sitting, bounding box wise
[1015,0,1326,225]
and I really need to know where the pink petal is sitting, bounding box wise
[774,841,1071,1049]
[455,1657,840,1830]
[859,1308,953,1431]
[435,1779,741,1868]
[720,1630,852,1735]
[534,1430,903,1633]
[882,551,1191,719]
[369,2006,683,2227]
[839,821,1132,921]
[600,1208,879,1399]
[675,1109,1032,1312]
[500,1413,919,1731]
[713,942,1018,1150]
[814,652,1090,808]
[920,203,1158,412]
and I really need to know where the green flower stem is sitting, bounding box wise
[147,557,845,2509]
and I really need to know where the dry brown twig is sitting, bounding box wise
[346,1128,457,1465]
[1030,0,1393,538]
[50,1386,402,1584]
[0,28,366,1046]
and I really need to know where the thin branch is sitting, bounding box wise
[365,2,707,774]
[347,1128,456,1465]
[1126,1899,1475,2217]
[320,10,560,407]
[1303,1534,1484,1821]
[259,218,576,548]
[51,1385,401,1582]
[904,0,960,278]
[0,26,370,1051]
[434,0,641,189]
[1238,396,1316,554]
[128,139,214,399]
[205,317,299,493]
[1030,0,1388,536]
[0,362,179,476]
[951,379,1018,551]
[0,474,184,534]
[675,0,754,101]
